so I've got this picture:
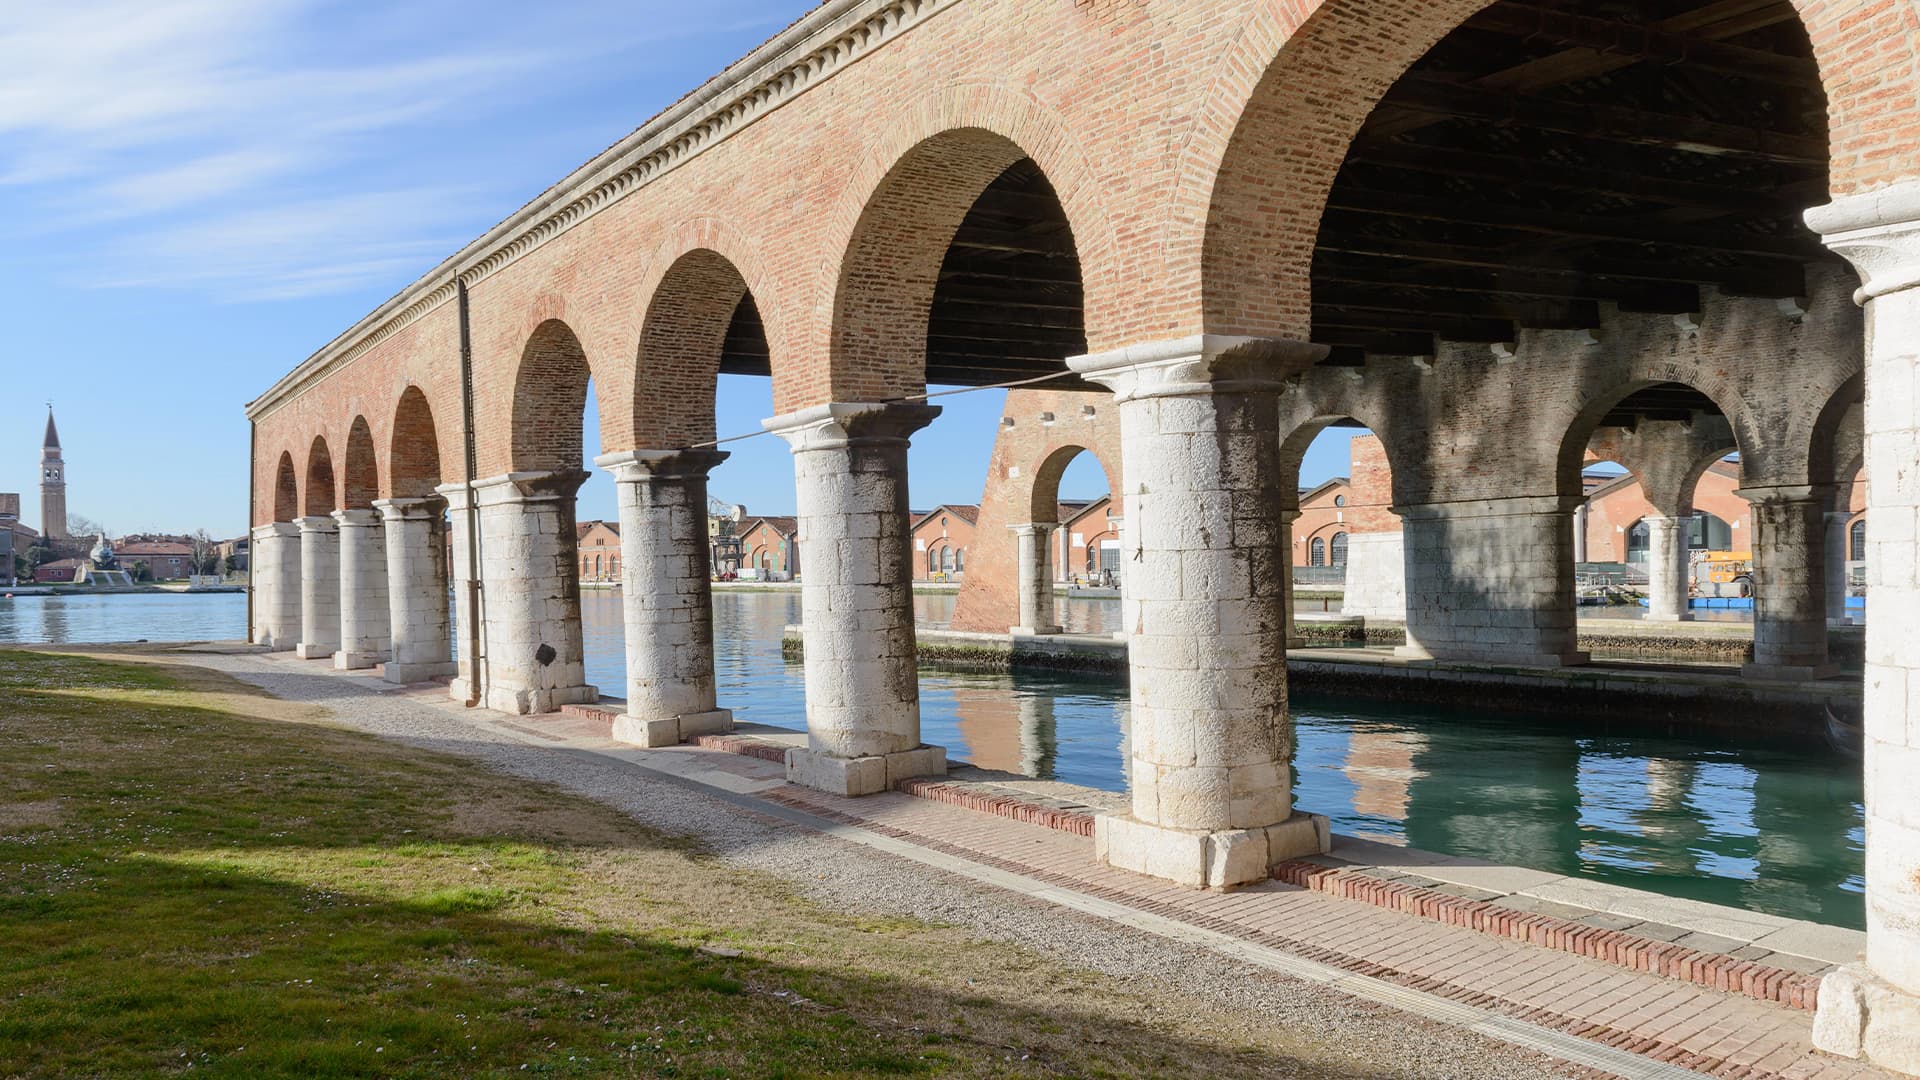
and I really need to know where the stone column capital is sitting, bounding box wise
[594,447,729,483]
[762,401,941,453]
[436,471,588,510]
[252,521,300,540]
[1278,508,1302,526]
[1734,483,1823,508]
[1007,521,1056,537]
[1066,334,1325,403]
[330,508,382,528]
[373,495,448,522]
[295,515,339,535]
[1806,180,1920,304]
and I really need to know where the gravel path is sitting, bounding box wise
[186,651,1603,1079]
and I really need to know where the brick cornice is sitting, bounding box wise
[246,0,960,422]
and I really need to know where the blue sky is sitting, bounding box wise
[0,0,1360,535]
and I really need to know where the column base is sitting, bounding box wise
[1642,613,1695,623]
[785,744,947,796]
[333,649,389,671]
[450,678,598,716]
[1393,645,1590,668]
[294,642,338,661]
[1814,964,1920,1073]
[1095,812,1332,889]
[383,660,457,685]
[1742,662,1838,682]
[1012,625,1064,637]
[612,708,734,748]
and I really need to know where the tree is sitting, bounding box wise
[190,530,221,575]
[67,513,106,539]
[130,561,151,583]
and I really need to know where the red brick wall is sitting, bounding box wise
[911,508,977,582]
[252,0,1920,524]
[1580,465,1755,563]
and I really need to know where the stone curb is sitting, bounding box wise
[593,710,1825,1017]
[1270,861,1823,1013]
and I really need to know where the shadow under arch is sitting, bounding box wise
[342,417,378,511]
[389,386,443,498]
[634,247,765,450]
[827,127,1089,403]
[509,319,599,474]
[272,452,299,523]
[304,435,337,518]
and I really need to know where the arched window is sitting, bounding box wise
[593,554,602,577]
[611,556,619,577]
[1310,537,1326,567]
[928,548,940,575]
[942,547,956,573]
[1626,519,1650,562]
[1330,532,1348,567]
[1851,519,1867,562]
[955,547,965,573]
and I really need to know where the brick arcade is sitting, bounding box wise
[243,1,1920,1068]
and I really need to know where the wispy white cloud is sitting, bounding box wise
[0,0,798,300]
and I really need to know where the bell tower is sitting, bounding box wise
[41,404,66,540]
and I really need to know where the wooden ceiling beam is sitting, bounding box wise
[1316,233,1807,296]
[1345,140,1807,212]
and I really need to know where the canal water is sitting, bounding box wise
[0,588,1865,928]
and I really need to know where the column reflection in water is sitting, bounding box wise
[1401,720,1584,870]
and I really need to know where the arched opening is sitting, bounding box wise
[511,319,596,475]
[273,452,299,522]
[1279,416,1401,621]
[342,416,378,511]
[1330,532,1349,567]
[833,134,1088,400]
[1310,536,1327,567]
[304,436,336,518]
[389,386,442,498]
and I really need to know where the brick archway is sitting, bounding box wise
[389,386,442,499]
[273,452,299,522]
[304,436,336,517]
[1179,0,1920,342]
[1026,444,1115,526]
[634,247,762,450]
[342,416,378,511]
[509,319,596,474]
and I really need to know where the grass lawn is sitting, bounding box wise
[0,648,1404,1078]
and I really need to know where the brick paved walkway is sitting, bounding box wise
[402,683,1894,1078]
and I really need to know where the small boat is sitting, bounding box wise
[1826,706,1864,760]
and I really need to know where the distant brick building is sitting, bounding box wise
[1053,497,1119,584]
[577,520,621,582]
[737,516,797,579]
[1292,434,1398,569]
[911,505,978,581]
[117,539,196,580]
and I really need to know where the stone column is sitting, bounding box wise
[1068,335,1330,889]
[596,448,733,748]
[438,472,597,715]
[249,522,301,650]
[331,508,391,670]
[1827,510,1855,625]
[1396,496,1588,667]
[294,515,340,660]
[1807,186,1920,1073]
[377,496,455,684]
[1010,522,1062,635]
[1740,486,1832,680]
[1572,502,1590,564]
[764,402,946,795]
[1642,514,1694,622]
[1280,510,1304,649]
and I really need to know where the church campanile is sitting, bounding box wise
[40,406,66,540]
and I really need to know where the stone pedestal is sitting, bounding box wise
[332,508,391,670]
[1397,496,1588,667]
[1642,514,1694,623]
[1741,486,1834,680]
[765,402,945,795]
[1827,510,1856,625]
[294,516,340,661]
[377,497,456,684]
[1806,181,1920,1074]
[597,449,733,748]
[250,522,302,650]
[1010,522,1062,635]
[1069,335,1331,889]
[439,473,597,715]
[1341,530,1407,622]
